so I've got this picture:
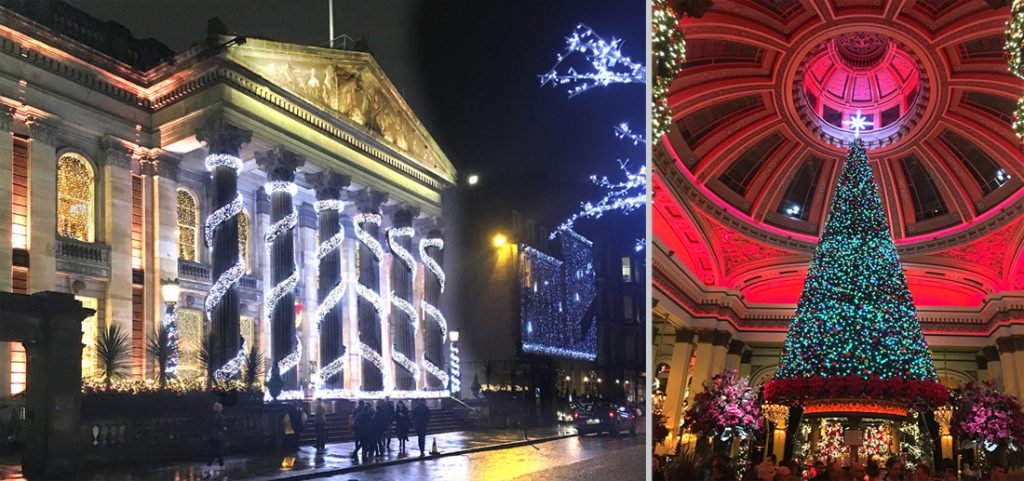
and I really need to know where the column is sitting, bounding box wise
[352,189,388,392]
[0,107,14,292]
[99,138,134,345]
[660,328,694,454]
[688,330,716,403]
[725,339,745,371]
[195,120,252,379]
[416,217,447,391]
[1013,336,1024,399]
[27,119,57,293]
[982,346,1001,385]
[738,350,752,378]
[387,205,419,392]
[256,188,272,357]
[307,171,350,392]
[255,147,305,395]
[297,202,318,387]
[709,330,731,375]
[997,336,1017,398]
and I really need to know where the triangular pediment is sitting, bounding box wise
[226,37,456,183]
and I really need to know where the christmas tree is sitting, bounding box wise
[763,139,947,408]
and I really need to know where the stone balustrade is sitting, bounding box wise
[177,259,211,283]
[55,236,110,277]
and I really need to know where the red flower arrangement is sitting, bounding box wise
[763,375,948,409]
[683,369,764,440]
[950,381,1024,452]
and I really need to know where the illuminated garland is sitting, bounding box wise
[390,295,419,335]
[388,226,419,379]
[449,341,461,393]
[1015,96,1024,140]
[265,333,302,381]
[551,161,646,238]
[358,340,385,373]
[539,24,645,98]
[422,354,449,386]
[205,258,246,319]
[652,0,685,137]
[204,193,243,248]
[387,227,417,271]
[214,346,246,382]
[1007,0,1024,79]
[353,213,384,261]
[203,153,246,325]
[392,349,420,380]
[205,153,243,173]
[419,238,446,292]
[163,305,179,375]
[313,200,347,389]
[422,302,448,341]
[614,122,646,145]
[317,357,345,388]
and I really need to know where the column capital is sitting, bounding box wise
[195,119,252,155]
[256,186,271,216]
[26,118,57,145]
[298,202,317,230]
[674,328,695,344]
[982,345,1001,362]
[156,155,180,182]
[727,339,746,356]
[695,329,716,344]
[305,170,351,200]
[1013,335,1024,352]
[997,336,1017,354]
[712,330,732,347]
[350,189,388,214]
[384,205,419,228]
[255,146,305,182]
[0,105,14,132]
[414,216,441,238]
[740,350,752,364]
[98,136,132,169]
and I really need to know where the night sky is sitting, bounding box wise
[69,0,646,247]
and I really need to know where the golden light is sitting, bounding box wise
[467,174,479,185]
[449,330,460,343]
[492,233,508,248]
[160,278,180,305]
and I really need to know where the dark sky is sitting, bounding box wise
[69,0,645,246]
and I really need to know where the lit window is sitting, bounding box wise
[177,308,204,379]
[621,257,632,283]
[241,316,256,350]
[239,208,251,273]
[56,153,94,242]
[176,189,199,262]
[77,296,98,379]
[10,343,25,395]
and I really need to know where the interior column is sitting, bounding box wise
[659,328,694,454]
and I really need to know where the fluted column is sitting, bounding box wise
[99,138,137,373]
[709,331,731,376]
[307,171,351,392]
[997,336,1018,398]
[725,340,745,371]
[195,120,252,381]
[255,147,305,396]
[416,217,447,391]
[27,119,57,293]
[352,189,388,392]
[387,206,419,392]
[0,107,14,293]
[660,328,694,454]
[982,346,1001,384]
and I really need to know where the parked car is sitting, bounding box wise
[573,400,637,436]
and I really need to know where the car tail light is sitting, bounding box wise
[608,411,614,418]
[573,411,579,419]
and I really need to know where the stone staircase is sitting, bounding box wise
[297,406,469,445]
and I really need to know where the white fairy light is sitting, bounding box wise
[450,341,461,393]
[422,354,449,386]
[391,294,419,335]
[264,180,298,196]
[614,122,646,145]
[214,346,247,382]
[539,24,645,98]
[205,257,245,318]
[387,227,417,270]
[422,302,448,341]
[356,283,385,314]
[314,199,345,212]
[264,211,297,255]
[551,162,646,238]
[205,153,243,173]
[264,271,299,324]
[359,340,385,371]
[842,109,874,137]
[419,238,446,292]
[354,213,384,261]
[392,349,420,379]
[277,334,302,376]
[317,357,346,388]
[314,198,347,387]
[316,228,345,262]
[522,342,597,361]
[315,282,346,331]
[205,193,244,247]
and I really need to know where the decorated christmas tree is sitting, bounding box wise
[763,139,947,408]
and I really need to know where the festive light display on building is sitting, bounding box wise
[312,199,347,391]
[764,139,946,408]
[56,153,95,242]
[354,213,386,385]
[520,230,598,361]
[419,236,450,389]
[214,346,247,383]
[652,0,685,137]
[539,24,645,98]
[449,340,461,393]
[203,154,247,331]
[614,122,645,145]
[264,179,302,388]
[162,305,180,375]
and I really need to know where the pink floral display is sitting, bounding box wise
[683,369,765,440]
[950,381,1024,451]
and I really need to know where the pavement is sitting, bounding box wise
[1,424,594,481]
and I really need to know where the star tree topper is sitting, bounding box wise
[842,109,874,138]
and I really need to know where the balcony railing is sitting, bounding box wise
[177,259,211,283]
[56,237,110,277]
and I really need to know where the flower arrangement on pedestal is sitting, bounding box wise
[819,421,845,461]
[858,425,889,459]
[950,381,1024,453]
[683,369,764,479]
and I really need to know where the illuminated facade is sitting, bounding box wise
[654,0,1024,456]
[0,1,457,400]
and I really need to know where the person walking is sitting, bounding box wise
[201,402,227,480]
[394,401,410,455]
[288,401,305,451]
[350,401,364,458]
[412,399,431,457]
[314,399,327,452]
[371,400,388,458]
[358,403,376,460]
[381,397,394,452]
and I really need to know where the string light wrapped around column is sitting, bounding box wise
[388,214,420,389]
[313,196,348,391]
[354,211,387,388]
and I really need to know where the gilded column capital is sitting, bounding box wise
[0,105,14,132]
[255,146,305,182]
[195,119,252,156]
[26,118,57,145]
[305,170,351,200]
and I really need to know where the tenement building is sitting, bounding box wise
[0,1,457,401]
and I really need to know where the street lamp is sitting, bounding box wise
[467,174,479,186]
[449,330,461,394]
[492,233,508,248]
[160,278,180,376]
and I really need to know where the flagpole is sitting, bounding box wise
[328,0,334,48]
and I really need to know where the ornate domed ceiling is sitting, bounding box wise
[662,0,1024,246]
[654,0,1024,317]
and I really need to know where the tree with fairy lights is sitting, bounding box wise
[763,139,948,408]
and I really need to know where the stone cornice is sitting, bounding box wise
[98,136,132,170]
[26,118,56,145]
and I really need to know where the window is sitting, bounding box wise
[131,175,144,269]
[938,131,1007,195]
[777,157,824,221]
[241,316,256,351]
[176,189,199,262]
[8,268,27,395]
[621,257,632,283]
[238,208,251,273]
[78,296,98,379]
[720,133,783,196]
[56,153,94,242]
[177,308,204,379]
[899,155,948,221]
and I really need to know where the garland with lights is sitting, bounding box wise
[264,180,302,383]
[652,0,685,137]
[388,226,420,385]
[764,140,947,409]
[313,199,347,390]
[818,421,846,460]
[539,24,645,98]
[551,161,646,238]
[1014,96,1024,140]
[215,346,247,383]
[163,305,180,376]
[1007,0,1024,80]
[354,213,386,384]
[449,339,461,393]
[419,236,450,388]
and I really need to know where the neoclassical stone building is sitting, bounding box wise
[0,2,456,400]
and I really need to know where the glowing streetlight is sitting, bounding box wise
[467,174,479,185]
[492,233,508,248]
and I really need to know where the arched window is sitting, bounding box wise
[238,208,251,273]
[176,189,199,262]
[56,153,94,242]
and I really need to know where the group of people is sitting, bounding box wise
[752,454,1004,481]
[349,397,433,459]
